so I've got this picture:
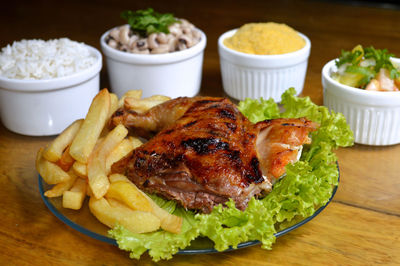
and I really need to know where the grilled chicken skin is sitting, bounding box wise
[111,97,318,213]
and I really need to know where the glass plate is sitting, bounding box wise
[38,167,338,254]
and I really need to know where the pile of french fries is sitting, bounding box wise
[36,89,182,234]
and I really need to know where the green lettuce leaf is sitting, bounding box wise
[108,88,354,261]
[196,198,276,251]
[238,97,280,121]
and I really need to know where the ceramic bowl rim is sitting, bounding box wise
[218,28,311,61]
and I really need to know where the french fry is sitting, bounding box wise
[89,197,160,233]
[100,92,120,137]
[118,90,143,108]
[43,119,83,162]
[56,146,75,172]
[108,174,182,234]
[72,161,87,178]
[128,136,143,148]
[142,95,171,102]
[62,178,87,210]
[105,137,142,174]
[36,148,71,184]
[87,124,128,199]
[106,181,153,212]
[124,95,171,114]
[70,89,111,164]
[44,170,78,198]
[109,93,119,118]
[108,173,129,183]
[72,137,104,178]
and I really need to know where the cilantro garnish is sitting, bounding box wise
[364,47,400,79]
[120,8,179,37]
[335,49,363,67]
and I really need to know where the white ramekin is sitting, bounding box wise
[100,26,207,98]
[0,45,102,136]
[218,29,311,102]
[322,59,400,146]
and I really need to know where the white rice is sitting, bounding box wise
[0,38,97,80]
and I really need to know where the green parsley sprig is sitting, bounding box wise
[120,8,179,37]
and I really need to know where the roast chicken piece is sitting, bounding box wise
[111,97,318,213]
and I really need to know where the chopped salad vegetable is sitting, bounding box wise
[332,45,400,91]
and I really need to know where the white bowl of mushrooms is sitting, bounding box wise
[100,18,206,98]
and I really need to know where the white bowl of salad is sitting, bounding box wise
[322,45,400,146]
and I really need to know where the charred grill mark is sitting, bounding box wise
[162,129,174,135]
[196,99,220,104]
[224,150,243,171]
[143,179,150,187]
[246,133,255,139]
[184,120,197,128]
[282,123,296,126]
[134,156,146,169]
[225,122,237,132]
[227,150,241,161]
[181,138,230,155]
[145,153,181,173]
[219,108,236,120]
[246,157,264,184]
[207,104,219,109]
[208,130,219,136]
[185,99,224,114]
[165,141,177,150]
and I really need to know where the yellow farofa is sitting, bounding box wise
[224,23,305,55]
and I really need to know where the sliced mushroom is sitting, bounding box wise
[127,35,139,48]
[109,28,120,40]
[167,38,178,52]
[108,39,118,49]
[156,33,168,44]
[136,49,150,54]
[169,24,182,37]
[135,39,149,50]
[192,30,201,42]
[178,35,193,48]
[151,44,170,54]
[119,25,131,45]
[182,26,192,35]
[148,33,159,49]
[178,41,187,51]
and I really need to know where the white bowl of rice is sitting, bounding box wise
[0,38,102,136]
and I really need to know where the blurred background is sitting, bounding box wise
[1,0,399,102]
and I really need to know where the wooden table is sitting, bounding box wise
[1,0,399,265]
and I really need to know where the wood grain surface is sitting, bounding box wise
[1,0,400,265]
